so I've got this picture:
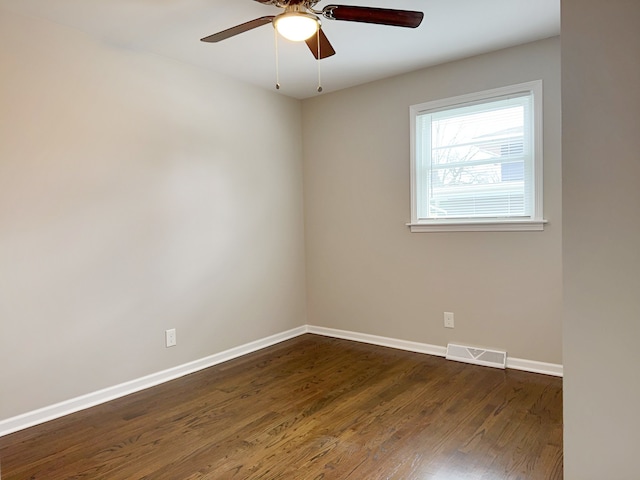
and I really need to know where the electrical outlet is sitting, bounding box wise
[444,312,455,329]
[165,328,177,347]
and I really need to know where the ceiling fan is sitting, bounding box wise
[200,0,424,61]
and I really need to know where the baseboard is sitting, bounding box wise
[0,324,562,437]
[307,325,563,377]
[307,325,448,357]
[0,326,306,438]
[505,357,564,377]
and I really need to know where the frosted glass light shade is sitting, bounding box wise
[274,13,319,41]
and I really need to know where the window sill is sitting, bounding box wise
[407,219,547,232]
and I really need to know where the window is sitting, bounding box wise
[408,81,545,232]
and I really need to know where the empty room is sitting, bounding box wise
[0,0,638,479]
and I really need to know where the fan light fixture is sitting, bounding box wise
[274,11,319,42]
[200,1,425,93]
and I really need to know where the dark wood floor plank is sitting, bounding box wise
[0,334,562,479]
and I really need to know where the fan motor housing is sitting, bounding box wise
[254,0,320,7]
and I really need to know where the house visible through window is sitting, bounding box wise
[409,81,545,232]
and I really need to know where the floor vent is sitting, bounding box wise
[446,343,507,369]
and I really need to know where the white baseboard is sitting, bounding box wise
[0,326,306,438]
[307,325,448,357]
[307,325,563,378]
[0,324,562,438]
[506,357,564,377]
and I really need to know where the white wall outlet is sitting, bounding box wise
[165,328,177,347]
[444,312,455,329]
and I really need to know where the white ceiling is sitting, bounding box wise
[1,0,559,99]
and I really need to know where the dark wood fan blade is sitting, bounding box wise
[305,28,336,60]
[322,5,423,28]
[201,16,275,42]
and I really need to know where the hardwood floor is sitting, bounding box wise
[0,334,562,479]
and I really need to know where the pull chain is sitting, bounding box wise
[316,32,323,93]
[275,28,325,94]
[274,28,280,90]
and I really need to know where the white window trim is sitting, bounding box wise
[408,80,546,233]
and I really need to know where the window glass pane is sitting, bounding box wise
[419,94,532,219]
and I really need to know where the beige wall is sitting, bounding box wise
[562,1,640,478]
[0,10,306,420]
[302,37,562,364]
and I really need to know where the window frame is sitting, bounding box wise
[408,81,546,232]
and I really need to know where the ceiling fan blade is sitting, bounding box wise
[201,16,275,43]
[305,28,336,60]
[322,5,423,28]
